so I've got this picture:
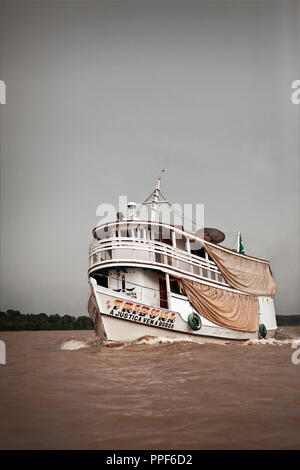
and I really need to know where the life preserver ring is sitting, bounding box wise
[188,312,202,331]
[259,323,267,339]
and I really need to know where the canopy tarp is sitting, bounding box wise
[204,243,276,297]
[181,278,259,332]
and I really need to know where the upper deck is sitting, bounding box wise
[89,175,274,300]
[89,220,239,288]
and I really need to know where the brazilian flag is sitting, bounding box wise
[239,233,245,254]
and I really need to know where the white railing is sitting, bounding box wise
[89,237,228,285]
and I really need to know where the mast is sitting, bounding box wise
[151,175,161,221]
[143,170,169,221]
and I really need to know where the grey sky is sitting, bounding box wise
[0,0,299,316]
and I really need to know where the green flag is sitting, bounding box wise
[239,232,245,254]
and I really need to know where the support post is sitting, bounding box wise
[165,273,171,310]
[172,230,177,248]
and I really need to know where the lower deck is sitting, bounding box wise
[89,266,277,342]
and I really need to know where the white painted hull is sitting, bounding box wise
[88,279,269,344]
[97,315,234,344]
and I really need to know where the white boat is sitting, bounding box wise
[88,177,277,344]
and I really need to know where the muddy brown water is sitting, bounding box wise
[0,328,300,449]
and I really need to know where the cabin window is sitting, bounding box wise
[169,278,181,295]
[92,271,108,288]
[191,246,206,258]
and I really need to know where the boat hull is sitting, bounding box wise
[88,279,263,344]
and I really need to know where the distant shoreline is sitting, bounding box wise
[0,310,93,331]
[1,309,299,331]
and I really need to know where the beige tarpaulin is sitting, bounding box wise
[204,243,276,296]
[181,279,259,332]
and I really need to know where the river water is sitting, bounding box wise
[0,328,300,449]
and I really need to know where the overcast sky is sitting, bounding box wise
[0,0,299,316]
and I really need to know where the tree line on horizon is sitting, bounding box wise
[0,309,93,331]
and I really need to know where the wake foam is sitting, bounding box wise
[245,338,300,346]
[103,334,205,349]
[60,334,201,351]
[60,333,300,351]
[61,340,88,350]
[60,335,101,350]
[134,335,204,346]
